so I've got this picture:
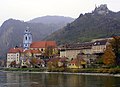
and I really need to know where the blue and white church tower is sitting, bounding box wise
[23,27,32,50]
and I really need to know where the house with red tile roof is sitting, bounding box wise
[30,41,58,57]
[47,56,69,68]
[7,48,23,68]
[20,49,42,67]
[7,47,43,68]
[24,49,41,57]
[7,41,58,68]
[67,57,86,69]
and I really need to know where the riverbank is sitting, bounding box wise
[3,67,120,74]
[2,69,120,78]
[2,67,120,77]
[48,68,120,74]
[3,67,47,72]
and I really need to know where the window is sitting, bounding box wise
[26,36,27,40]
[41,49,43,51]
[94,43,96,45]
[29,37,30,40]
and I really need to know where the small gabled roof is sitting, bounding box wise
[24,49,41,54]
[8,48,23,53]
[69,58,86,65]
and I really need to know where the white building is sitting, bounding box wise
[7,48,23,68]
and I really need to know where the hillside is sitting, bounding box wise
[45,4,120,44]
[0,16,74,58]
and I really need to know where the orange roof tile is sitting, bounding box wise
[70,59,78,64]
[30,41,57,48]
[31,49,41,54]
[8,48,23,53]
[24,49,41,54]
[24,50,31,53]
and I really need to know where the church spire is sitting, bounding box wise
[23,27,32,50]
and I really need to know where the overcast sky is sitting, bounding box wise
[0,0,119,25]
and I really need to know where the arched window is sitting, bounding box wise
[29,37,30,40]
[26,36,27,40]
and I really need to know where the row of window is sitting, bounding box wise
[7,57,19,60]
[92,46,105,51]
[30,48,44,51]
[7,58,16,60]
[7,54,19,57]
[69,64,76,66]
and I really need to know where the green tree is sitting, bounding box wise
[103,44,116,66]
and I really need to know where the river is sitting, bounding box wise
[0,71,120,87]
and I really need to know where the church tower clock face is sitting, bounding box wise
[23,27,32,50]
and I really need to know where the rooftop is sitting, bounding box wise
[8,48,23,53]
[30,41,57,48]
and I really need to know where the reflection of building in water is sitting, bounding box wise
[6,73,32,87]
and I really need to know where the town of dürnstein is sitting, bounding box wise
[0,2,120,87]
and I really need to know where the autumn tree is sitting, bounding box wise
[30,58,39,67]
[10,60,16,67]
[31,58,38,64]
[47,58,60,69]
[103,44,116,66]
[110,36,120,65]
[44,46,53,57]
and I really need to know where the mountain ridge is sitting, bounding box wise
[27,15,74,24]
[45,4,120,44]
[0,16,74,58]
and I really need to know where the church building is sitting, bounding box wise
[23,27,32,50]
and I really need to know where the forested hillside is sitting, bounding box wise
[46,5,120,44]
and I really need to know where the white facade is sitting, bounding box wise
[92,45,106,54]
[7,53,20,68]
[60,49,80,60]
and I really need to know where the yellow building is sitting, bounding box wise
[67,58,86,69]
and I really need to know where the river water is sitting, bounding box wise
[0,71,120,87]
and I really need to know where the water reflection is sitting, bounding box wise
[0,72,120,87]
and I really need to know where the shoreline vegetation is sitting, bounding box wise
[3,67,120,76]
[2,68,120,78]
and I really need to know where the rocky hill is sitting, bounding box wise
[45,4,120,44]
